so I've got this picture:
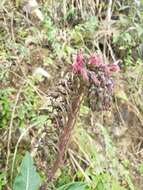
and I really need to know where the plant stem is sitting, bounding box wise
[48,84,84,181]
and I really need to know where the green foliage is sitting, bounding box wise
[0,88,14,128]
[63,5,76,23]
[13,152,41,190]
[0,172,6,190]
[80,104,90,115]
[6,42,30,60]
[58,182,88,190]
[55,167,73,188]
[14,81,41,127]
[138,163,143,174]
[43,17,57,44]
[66,122,135,190]
[112,2,143,66]
[0,1,143,190]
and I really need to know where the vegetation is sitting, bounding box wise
[0,0,143,189]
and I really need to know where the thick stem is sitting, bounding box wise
[48,84,84,181]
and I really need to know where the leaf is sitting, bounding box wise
[115,89,128,102]
[80,105,89,115]
[138,163,143,174]
[58,182,88,190]
[31,115,49,126]
[122,33,132,43]
[13,152,41,190]
[84,16,98,31]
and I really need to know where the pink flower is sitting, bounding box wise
[81,68,89,81]
[72,52,84,73]
[88,54,103,66]
[71,52,89,81]
[107,63,120,73]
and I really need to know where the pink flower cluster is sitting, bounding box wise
[88,54,103,66]
[72,52,88,81]
[72,52,84,73]
[71,52,120,83]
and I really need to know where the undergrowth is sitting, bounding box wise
[0,0,143,190]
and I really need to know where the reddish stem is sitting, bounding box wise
[48,84,84,181]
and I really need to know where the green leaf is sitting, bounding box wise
[31,115,49,126]
[124,33,132,43]
[13,152,41,190]
[84,16,98,31]
[115,89,128,102]
[80,105,89,115]
[58,182,87,190]
[138,163,143,174]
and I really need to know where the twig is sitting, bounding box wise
[68,149,91,183]
[5,84,24,176]
[11,123,38,183]
[106,0,113,30]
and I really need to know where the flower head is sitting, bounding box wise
[72,52,84,73]
[88,54,103,67]
[89,71,100,85]
[105,63,120,74]
[107,63,120,73]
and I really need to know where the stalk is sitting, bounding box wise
[48,84,84,181]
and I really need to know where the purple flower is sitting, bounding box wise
[89,71,100,85]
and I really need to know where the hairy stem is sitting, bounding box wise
[48,84,84,181]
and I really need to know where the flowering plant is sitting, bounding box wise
[72,51,120,111]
